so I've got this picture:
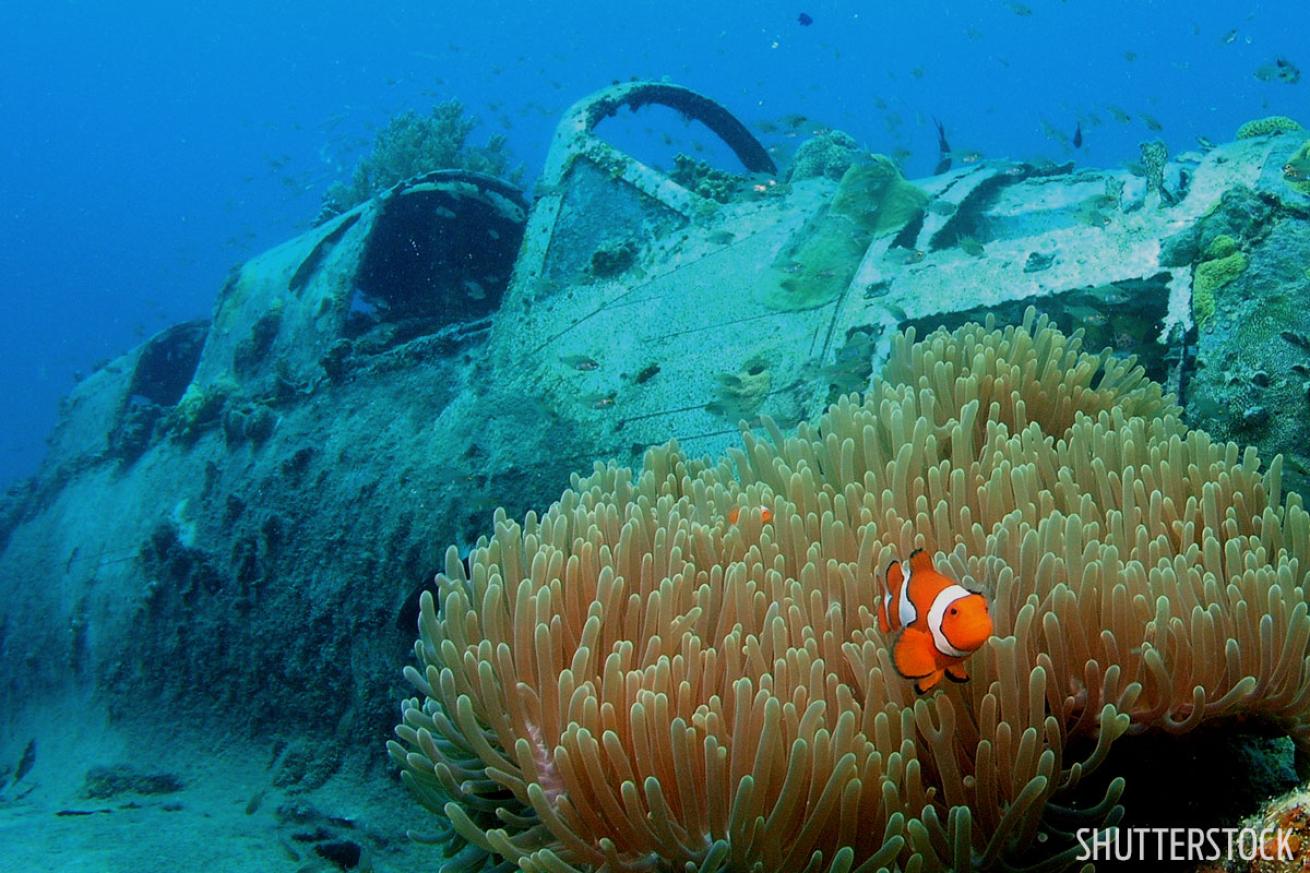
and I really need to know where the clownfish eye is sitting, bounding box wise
[949,607,958,615]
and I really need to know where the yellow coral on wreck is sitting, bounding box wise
[1236,116,1304,139]
[1193,236,1249,330]
[762,156,927,312]
[392,310,1310,872]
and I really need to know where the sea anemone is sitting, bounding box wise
[392,309,1310,871]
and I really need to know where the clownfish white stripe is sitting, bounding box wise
[896,560,918,627]
[926,585,973,658]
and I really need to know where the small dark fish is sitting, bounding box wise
[1252,58,1300,85]
[1141,113,1163,132]
[1282,331,1310,352]
[1073,121,1083,149]
[933,117,952,174]
[633,363,660,384]
[958,236,985,257]
[245,788,268,815]
[797,12,813,26]
[1040,118,1069,145]
[396,569,442,633]
[561,354,600,371]
[14,739,36,784]
[882,248,911,265]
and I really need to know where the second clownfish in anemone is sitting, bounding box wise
[877,548,993,693]
[727,505,773,525]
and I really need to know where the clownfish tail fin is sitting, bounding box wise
[915,671,945,694]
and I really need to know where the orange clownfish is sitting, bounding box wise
[876,548,993,693]
[728,505,773,525]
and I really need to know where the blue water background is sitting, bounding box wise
[0,0,1299,487]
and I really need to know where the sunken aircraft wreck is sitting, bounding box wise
[2,82,1310,870]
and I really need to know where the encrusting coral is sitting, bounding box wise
[763,157,927,311]
[1236,116,1304,140]
[1193,235,1249,330]
[391,309,1310,872]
